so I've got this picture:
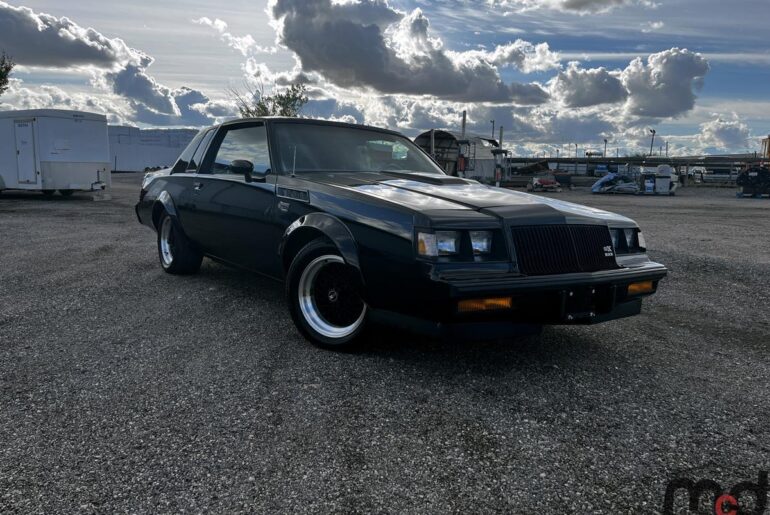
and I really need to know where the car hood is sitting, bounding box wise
[303,171,636,226]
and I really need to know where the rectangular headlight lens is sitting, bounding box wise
[624,228,636,248]
[610,229,620,250]
[436,231,460,255]
[417,231,460,257]
[469,231,493,255]
[417,232,437,257]
[637,231,646,250]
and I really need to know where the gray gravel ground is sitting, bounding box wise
[1,175,768,514]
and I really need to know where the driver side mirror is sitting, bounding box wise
[232,159,268,183]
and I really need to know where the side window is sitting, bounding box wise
[171,130,206,173]
[204,124,271,176]
[186,130,214,172]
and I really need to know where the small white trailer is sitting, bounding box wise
[0,109,110,196]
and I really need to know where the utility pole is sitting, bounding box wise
[574,143,578,174]
[665,141,669,157]
[556,148,560,171]
[649,129,656,157]
[490,120,495,140]
[604,139,608,158]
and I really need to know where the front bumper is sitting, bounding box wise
[367,260,666,331]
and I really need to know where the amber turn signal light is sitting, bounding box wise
[457,297,513,313]
[627,281,655,296]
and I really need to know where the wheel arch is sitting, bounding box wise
[280,213,361,276]
[151,190,180,231]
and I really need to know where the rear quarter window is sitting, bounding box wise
[171,130,207,174]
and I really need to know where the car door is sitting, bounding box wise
[163,129,210,238]
[174,128,216,248]
[189,122,280,275]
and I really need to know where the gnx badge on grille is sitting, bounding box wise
[604,245,614,257]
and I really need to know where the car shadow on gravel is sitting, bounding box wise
[192,260,601,374]
[355,325,598,374]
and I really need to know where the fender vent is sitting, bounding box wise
[511,225,618,276]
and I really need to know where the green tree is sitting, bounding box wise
[231,82,308,118]
[0,52,14,98]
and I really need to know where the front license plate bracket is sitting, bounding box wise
[559,288,598,321]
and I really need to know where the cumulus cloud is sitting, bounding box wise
[490,0,657,14]
[698,115,751,151]
[0,1,133,69]
[302,98,365,125]
[450,39,561,74]
[268,0,551,104]
[621,48,709,118]
[548,48,709,118]
[194,17,277,56]
[0,78,131,125]
[550,62,627,107]
[106,61,179,116]
[0,1,216,125]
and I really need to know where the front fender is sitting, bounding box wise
[150,190,182,231]
[280,212,360,270]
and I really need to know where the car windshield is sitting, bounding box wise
[271,122,444,175]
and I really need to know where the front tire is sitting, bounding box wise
[286,239,367,349]
[157,213,202,275]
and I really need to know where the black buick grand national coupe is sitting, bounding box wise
[136,118,666,348]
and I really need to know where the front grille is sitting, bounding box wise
[511,225,618,276]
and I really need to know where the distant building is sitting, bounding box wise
[109,126,198,172]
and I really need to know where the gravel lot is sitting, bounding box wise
[1,175,769,513]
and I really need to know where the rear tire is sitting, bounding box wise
[42,190,55,197]
[59,189,75,197]
[286,238,367,349]
[157,213,203,275]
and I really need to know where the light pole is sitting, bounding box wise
[491,120,495,140]
[649,129,656,157]
[574,143,578,174]
[604,139,608,158]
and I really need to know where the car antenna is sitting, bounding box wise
[292,145,297,177]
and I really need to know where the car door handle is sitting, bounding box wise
[193,182,204,191]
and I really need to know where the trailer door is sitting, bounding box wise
[14,120,37,184]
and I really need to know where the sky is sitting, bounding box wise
[0,0,768,157]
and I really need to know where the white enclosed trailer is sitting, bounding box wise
[0,109,110,196]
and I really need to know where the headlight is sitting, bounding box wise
[637,231,646,250]
[610,229,620,250]
[623,228,636,248]
[611,227,646,254]
[417,231,460,257]
[469,231,492,255]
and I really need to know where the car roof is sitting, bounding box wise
[217,116,405,138]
